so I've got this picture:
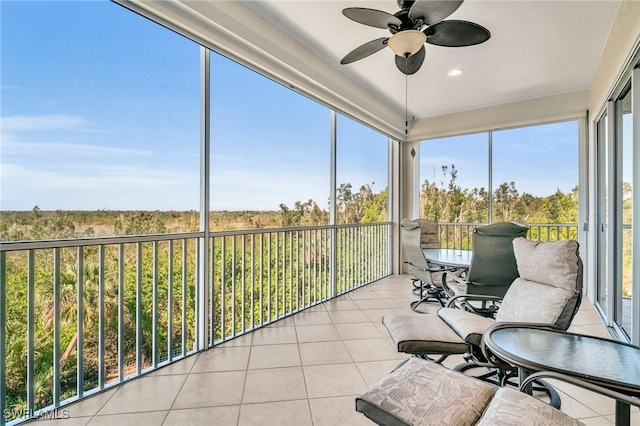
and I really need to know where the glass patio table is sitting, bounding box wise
[484,324,640,426]
[422,248,472,269]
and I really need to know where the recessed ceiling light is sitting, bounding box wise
[448,69,463,77]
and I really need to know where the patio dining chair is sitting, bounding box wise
[442,221,529,316]
[383,237,583,392]
[400,219,457,310]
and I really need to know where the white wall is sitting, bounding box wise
[585,0,640,303]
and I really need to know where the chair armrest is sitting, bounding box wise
[520,371,640,408]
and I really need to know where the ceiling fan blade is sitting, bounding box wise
[409,0,463,25]
[395,45,425,75]
[425,20,491,47]
[343,7,402,29]
[341,37,389,65]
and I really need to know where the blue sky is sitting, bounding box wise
[1,0,388,211]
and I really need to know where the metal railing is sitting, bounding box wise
[438,222,579,250]
[0,222,390,425]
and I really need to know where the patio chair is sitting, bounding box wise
[442,221,529,316]
[382,238,583,383]
[400,219,457,310]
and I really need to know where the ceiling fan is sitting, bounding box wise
[340,0,490,75]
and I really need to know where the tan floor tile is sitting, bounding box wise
[323,299,360,311]
[373,321,391,336]
[304,304,328,312]
[352,298,391,310]
[251,326,297,345]
[295,324,341,342]
[163,406,240,425]
[88,411,167,426]
[335,322,385,340]
[362,308,410,322]
[98,374,187,415]
[309,395,372,426]
[243,367,307,403]
[148,354,197,376]
[356,360,405,388]
[248,343,301,369]
[372,289,411,299]
[238,400,312,426]
[567,324,612,339]
[33,417,92,425]
[578,416,614,425]
[264,317,296,328]
[172,371,246,409]
[304,363,368,398]
[555,390,601,419]
[293,311,333,326]
[549,380,616,416]
[217,332,253,347]
[328,310,370,324]
[344,338,408,362]
[191,346,250,372]
[347,289,381,300]
[62,388,117,418]
[383,297,423,308]
[299,341,353,365]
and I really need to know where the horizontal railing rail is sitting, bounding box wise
[437,222,580,250]
[0,222,391,425]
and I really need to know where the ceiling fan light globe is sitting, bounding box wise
[388,30,426,57]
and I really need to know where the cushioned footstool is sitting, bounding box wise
[382,309,495,357]
[355,358,582,426]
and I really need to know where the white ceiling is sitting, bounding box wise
[129,0,621,139]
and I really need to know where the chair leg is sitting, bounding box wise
[415,353,451,364]
[455,360,562,409]
[410,286,445,312]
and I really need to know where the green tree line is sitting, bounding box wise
[421,164,578,224]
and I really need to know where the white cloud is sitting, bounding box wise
[2,114,84,132]
[1,114,151,158]
[1,137,150,157]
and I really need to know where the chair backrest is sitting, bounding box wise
[400,219,429,268]
[413,219,440,249]
[496,238,583,330]
[464,222,529,296]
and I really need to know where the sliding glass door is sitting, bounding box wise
[595,112,609,317]
[595,65,639,345]
[617,84,633,339]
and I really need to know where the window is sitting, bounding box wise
[336,114,388,224]
[1,1,200,239]
[492,121,578,224]
[420,133,489,223]
[209,53,330,229]
[419,121,579,232]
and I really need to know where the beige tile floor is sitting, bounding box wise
[33,275,638,425]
